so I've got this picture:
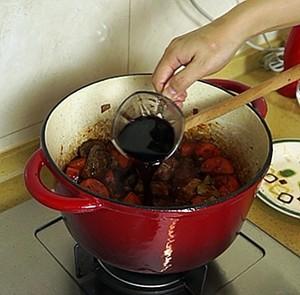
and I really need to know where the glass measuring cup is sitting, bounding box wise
[111,91,185,162]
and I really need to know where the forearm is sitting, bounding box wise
[152,0,300,96]
[215,0,300,42]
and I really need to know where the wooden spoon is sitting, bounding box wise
[185,64,300,131]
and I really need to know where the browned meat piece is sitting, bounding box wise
[79,139,107,158]
[151,181,174,207]
[111,148,132,170]
[108,167,137,196]
[104,169,115,186]
[81,144,111,180]
[134,179,144,195]
[196,176,220,197]
[153,157,178,181]
[123,170,138,193]
[181,178,202,201]
[177,175,220,203]
[151,181,170,197]
[104,169,121,197]
[173,158,198,186]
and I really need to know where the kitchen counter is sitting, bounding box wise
[0,64,299,258]
[235,69,300,256]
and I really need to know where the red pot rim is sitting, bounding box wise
[40,73,273,213]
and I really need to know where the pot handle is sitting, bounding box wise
[204,79,268,118]
[24,149,103,213]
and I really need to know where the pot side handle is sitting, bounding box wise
[203,79,268,118]
[24,149,103,213]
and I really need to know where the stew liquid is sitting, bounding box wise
[64,122,241,207]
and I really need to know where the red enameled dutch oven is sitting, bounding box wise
[278,25,300,98]
[24,74,272,274]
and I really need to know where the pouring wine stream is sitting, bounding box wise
[111,91,184,206]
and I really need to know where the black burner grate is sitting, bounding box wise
[74,244,207,295]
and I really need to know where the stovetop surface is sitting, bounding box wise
[0,200,299,294]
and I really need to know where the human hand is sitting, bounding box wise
[152,21,245,102]
[153,0,300,101]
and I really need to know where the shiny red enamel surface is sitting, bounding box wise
[278,25,300,98]
[24,77,272,274]
[25,148,261,273]
[62,183,257,273]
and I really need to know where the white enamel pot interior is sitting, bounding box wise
[42,74,272,207]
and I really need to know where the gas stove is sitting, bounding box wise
[1,200,299,294]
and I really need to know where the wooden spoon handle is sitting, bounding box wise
[185,64,300,131]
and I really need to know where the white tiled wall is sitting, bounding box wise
[128,0,240,73]
[0,0,129,152]
[0,0,276,152]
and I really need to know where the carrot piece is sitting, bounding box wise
[68,157,86,170]
[66,166,80,180]
[123,192,142,205]
[201,156,234,174]
[80,178,110,198]
[111,149,131,169]
[214,175,240,191]
[179,142,195,157]
[194,142,221,159]
[218,186,230,197]
[110,193,121,200]
[214,175,240,196]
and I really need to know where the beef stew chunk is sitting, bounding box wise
[79,139,107,158]
[153,157,178,181]
[64,137,241,207]
[81,144,111,180]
